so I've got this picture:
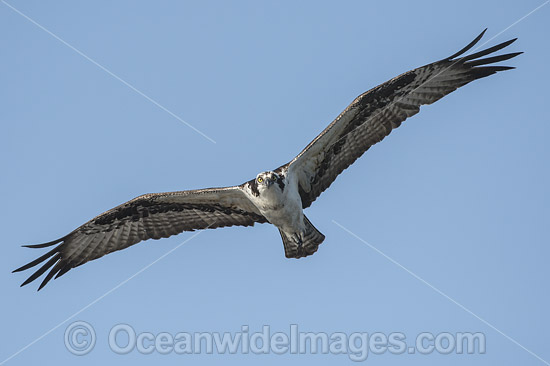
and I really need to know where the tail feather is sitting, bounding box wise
[279,215,325,259]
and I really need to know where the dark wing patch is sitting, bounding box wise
[281,29,521,208]
[14,187,266,290]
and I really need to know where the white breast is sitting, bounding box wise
[247,176,304,232]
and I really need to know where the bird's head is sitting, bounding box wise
[256,171,280,189]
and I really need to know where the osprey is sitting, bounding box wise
[14,30,521,290]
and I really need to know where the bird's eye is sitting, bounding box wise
[257,177,263,183]
[271,175,277,181]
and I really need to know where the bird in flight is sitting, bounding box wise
[14,29,521,290]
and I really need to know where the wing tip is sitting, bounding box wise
[22,236,65,249]
[471,65,516,78]
[465,51,523,68]
[445,29,521,65]
[443,29,521,80]
[445,28,487,60]
[14,238,68,290]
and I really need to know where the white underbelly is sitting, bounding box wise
[256,185,304,232]
[263,201,303,231]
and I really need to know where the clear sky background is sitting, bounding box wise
[1,1,549,365]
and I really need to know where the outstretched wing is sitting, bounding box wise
[280,29,521,209]
[14,186,266,290]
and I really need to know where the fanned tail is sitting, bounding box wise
[279,215,325,259]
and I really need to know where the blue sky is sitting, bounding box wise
[1,1,549,365]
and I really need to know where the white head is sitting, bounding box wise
[248,171,285,198]
[255,171,280,189]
